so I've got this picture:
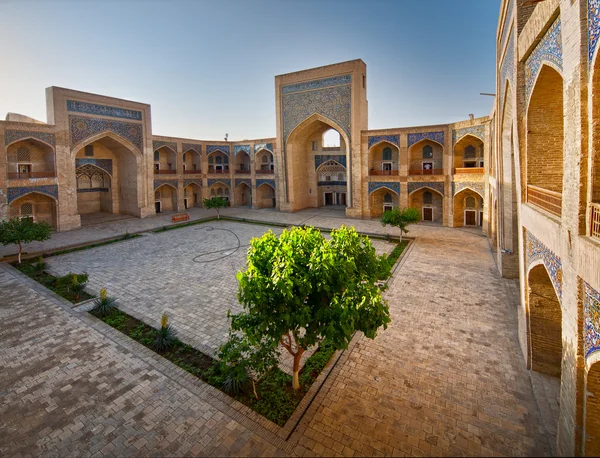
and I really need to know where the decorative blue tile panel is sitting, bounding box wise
[282,74,351,94]
[453,181,484,197]
[207,145,230,156]
[500,0,514,51]
[8,185,58,203]
[318,181,347,186]
[77,187,109,193]
[256,179,276,189]
[75,158,113,176]
[584,281,600,358]
[525,17,562,100]
[235,179,252,188]
[368,182,400,195]
[525,230,563,301]
[208,178,231,187]
[314,155,346,169]
[500,33,515,106]
[452,125,485,145]
[368,135,400,149]
[407,182,444,196]
[589,0,600,67]
[69,115,143,152]
[282,84,352,143]
[254,143,274,153]
[5,130,55,147]
[153,179,178,190]
[153,140,177,153]
[234,145,251,156]
[67,100,142,121]
[407,131,445,148]
[182,143,202,154]
[183,179,202,188]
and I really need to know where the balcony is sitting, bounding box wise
[409,168,443,176]
[591,202,600,240]
[369,169,399,176]
[454,167,484,174]
[527,185,562,218]
[235,167,251,174]
[154,169,177,175]
[184,169,201,174]
[256,168,274,175]
[207,168,229,174]
[8,171,56,179]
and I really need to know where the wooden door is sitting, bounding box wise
[423,207,433,221]
[465,210,476,226]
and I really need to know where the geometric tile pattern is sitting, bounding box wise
[7,185,58,203]
[66,100,142,121]
[152,140,178,153]
[314,155,346,169]
[368,135,400,149]
[69,115,143,152]
[452,125,485,145]
[453,181,484,197]
[584,280,600,358]
[235,179,251,188]
[153,179,178,190]
[256,179,275,189]
[368,182,400,195]
[208,178,231,188]
[233,145,250,156]
[525,230,563,302]
[407,131,445,148]
[281,74,351,94]
[254,143,274,153]
[318,181,347,186]
[183,179,202,188]
[500,33,515,107]
[75,158,113,176]
[500,0,514,51]
[525,17,562,100]
[206,145,230,156]
[182,143,202,154]
[77,187,109,193]
[5,130,55,147]
[407,181,444,196]
[589,0,600,67]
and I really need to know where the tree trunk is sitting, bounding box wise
[17,242,22,264]
[292,349,304,390]
[217,209,220,219]
[398,229,403,244]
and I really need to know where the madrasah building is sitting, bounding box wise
[0,0,600,454]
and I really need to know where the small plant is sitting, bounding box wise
[0,217,52,264]
[203,197,228,219]
[221,364,251,396]
[380,207,420,243]
[58,272,89,302]
[33,256,46,278]
[92,288,117,317]
[153,313,176,352]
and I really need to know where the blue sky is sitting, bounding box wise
[0,0,500,140]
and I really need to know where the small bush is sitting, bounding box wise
[153,313,176,352]
[57,272,89,302]
[92,288,117,317]
[33,257,46,278]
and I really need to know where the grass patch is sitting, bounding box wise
[384,239,409,271]
[90,306,337,426]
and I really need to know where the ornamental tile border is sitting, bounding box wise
[208,178,231,187]
[525,17,562,100]
[314,155,346,169]
[500,0,514,51]
[589,0,600,66]
[235,179,252,188]
[452,125,485,145]
[8,185,58,203]
[182,143,202,154]
[69,115,143,152]
[368,135,400,149]
[77,187,109,193]
[5,130,55,147]
[153,140,178,153]
[318,181,347,186]
[584,281,600,358]
[66,100,142,121]
[183,179,202,188]
[75,158,113,176]
[407,131,445,148]
[256,179,275,189]
[254,143,274,153]
[500,33,515,106]
[407,182,444,196]
[281,74,351,94]
[206,145,230,156]
[368,182,400,195]
[525,230,563,301]
[234,145,251,156]
[153,179,178,190]
[453,181,484,197]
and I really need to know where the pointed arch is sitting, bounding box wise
[6,136,55,151]
[454,186,484,199]
[368,185,399,196]
[71,131,141,158]
[76,162,113,180]
[368,139,398,151]
[286,112,349,149]
[408,185,444,198]
[409,137,444,150]
[8,190,58,204]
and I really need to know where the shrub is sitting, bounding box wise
[153,313,176,352]
[58,273,89,302]
[92,288,117,317]
[33,257,46,278]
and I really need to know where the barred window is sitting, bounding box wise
[423,191,433,204]
[20,203,33,215]
[382,147,392,161]
[464,145,477,159]
[154,150,159,161]
[208,155,214,164]
[216,156,222,164]
[384,193,392,203]
[183,153,187,162]
[262,155,269,163]
[84,145,94,157]
[422,145,433,158]
[466,196,476,208]
[155,191,161,199]
[16,146,30,162]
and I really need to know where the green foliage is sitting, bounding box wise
[380,207,420,242]
[92,288,117,317]
[203,197,228,219]
[33,257,46,278]
[153,313,176,352]
[56,272,89,302]
[0,217,52,263]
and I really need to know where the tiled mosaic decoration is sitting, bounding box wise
[281,74,351,94]
[525,17,562,100]
[77,188,109,193]
[589,0,600,66]
[584,281,600,358]
[153,140,177,153]
[318,181,347,186]
[234,145,250,156]
[254,143,274,153]
[8,185,58,203]
[182,143,202,154]
[368,182,400,195]
[69,115,143,152]
[368,135,400,149]
[153,179,178,190]
[183,179,202,188]
[407,182,444,196]
[256,179,275,189]
[208,178,231,188]
[67,100,142,121]
[235,179,251,188]
[314,155,346,169]
[206,145,230,156]
[75,158,112,176]
[500,0,514,51]
[452,125,485,145]
[407,131,445,148]
[453,182,484,197]
[5,130,55,147]
[525,230,563,301]
[500,33,515,107]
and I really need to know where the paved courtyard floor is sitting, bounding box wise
[0,209,553,456]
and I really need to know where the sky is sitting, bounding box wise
[0,0,500,141]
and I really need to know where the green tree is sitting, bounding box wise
[380,207,420,243]
[0,217,52,264]
[203,196,228,219]
[234,225,391,390]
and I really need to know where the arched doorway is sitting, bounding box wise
[207,150,229,174]
[316,160,347,207]
[409,187,443,223]
[369,141,400,176]
[255,149,274,174]
[6,138,55,179]
[183,183,202,208]
[453,135,484,171]
[256,183,276,208]
[453,188,483,227]
[153,146,177,174]
[235,182,252,207]
[408,139,443,176]
[8,192,57,229]
[369,187,399,218]
[584,362,600,456]
[209,182,230,204]
[234,151,251,174]
[154,184,178,213]
[183,149,201,173]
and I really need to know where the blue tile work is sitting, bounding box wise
[153,179,178,190]
[453,181,484,197]
[314,155,346,169]
[407,182,444,196]
[5,130,55,147]
[584,281,600,358]
[235,179,252,188]
[368,182,400,195]
[500,0,514,51]
[206,145,230,156]
[66,100,142,121]
[452,125,485,145]
[525,230,563,301]
[208,178,231,187]
[182,143,202,154]
[77,188,109,193]
[75,158,112,176]
[153,140,177,153]
[368,135,400,149]
[69,115,143,152]
[183,179,202,188]
[256,179,276,189]
[254,143,274,153]
[590,0,600,66]
[500,33,515,107]
[282,84,352,142]
[281,74,351,94]
[318,181,347,186]
[8,185,58,203]
[407,131,445,148]
[234,145,251,156]
[525,17,562,100]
